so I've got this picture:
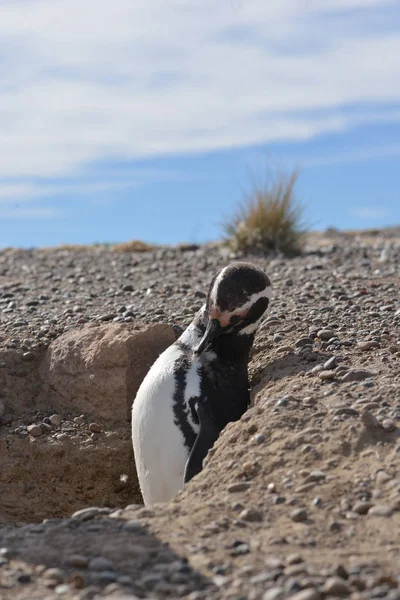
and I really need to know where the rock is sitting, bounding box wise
[305,470,326,483]
[318,370,336,381]
[368,505,393,517]
[290,508,308,522]
[71,507,112,521]
[323,356,338,370]
[227,482,251,493]
[262,587,285,600]
[340,369,375,382]
[361,410,380,429]
[27,424,42,437]
[49,413,61,427]
[65,554,89,568]
[358,340,380,351]
[352,501,373,515]
[322,576,350,596]
[88,556,114,571]
[295,337,314,348]
[39,323,176,424]
[291,589,321,600]
[317,329,335,341]
[238,508,263,522]
[382,418,396,432]
[89,422,102,433]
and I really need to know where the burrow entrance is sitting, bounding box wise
[0,414,142,526]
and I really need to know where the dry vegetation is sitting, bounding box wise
[223,169,306,256]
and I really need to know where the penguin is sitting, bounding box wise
[131,262,272,505]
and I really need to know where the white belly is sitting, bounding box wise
[131,344,197,505]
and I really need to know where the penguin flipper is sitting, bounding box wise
[184,401,221,484]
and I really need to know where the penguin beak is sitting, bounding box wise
[194,319,221,355]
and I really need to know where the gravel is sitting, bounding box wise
[1,230,400,599]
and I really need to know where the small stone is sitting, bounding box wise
[227,482,250,493]
[49,414,62,427]
[88,556,114,571]
[368,505,393,517]
[21,351,35,361]
[253,433,266,444]
[262,587,285,600]
[122,520,142,532]
[352,501,373,515]
[27,424,42,437]
[317,329,335,341]
[17,573,31,584]
[295,337,314,348]
[305,470,326,483]
[341,369,375,382]
[67,573,85,589]
[358,340,380,351]
[361,410,380,429]
[324,356,338,370]
[71,507,111,521]
[43,568,65,583]
[239,508,263,522]
[318,370,336,381]
[65,554,89,568]
[382,418,396,432]
[323,576,350,596]
[376,470,392,485]
[290,508,308,522]
[286,554,304,565]
[89,422,102,433]
[291,589,321,600]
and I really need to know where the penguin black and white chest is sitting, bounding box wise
[131,262,272,505]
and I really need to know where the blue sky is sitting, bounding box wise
[1,0,400,247]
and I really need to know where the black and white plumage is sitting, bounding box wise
[131,262,272,505]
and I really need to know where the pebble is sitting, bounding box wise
[27,424,42,437]
[262,587,285,600]
[290,589,321,600]
[42,568,65,582]
[290,508,308,522]
[238,508,263,522]
[88,422,102,433]
[227,482,251,493]
[358,340,380,351]
[317,329,335,341]
[352,501,373,515]
[322,576,350,596]
[382,418,396,431]
[49,414,62,427]
[65,554,89,568]
[88,556,114,571]
[295,337,314,348]
[323,356,338,370]
[361,410,380,429]
[340,369,375,382]
[368,505,394,517]
[71,507,112,521]
[318,370,336,381]
[305,470,326,483]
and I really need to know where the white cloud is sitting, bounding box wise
[0,0,399,179]
[349,207,391,220]
[0,205,62,219]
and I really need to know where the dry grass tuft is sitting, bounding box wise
[223,169,306,256]
[112,240,157,253]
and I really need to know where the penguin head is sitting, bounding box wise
[194,262,271,355]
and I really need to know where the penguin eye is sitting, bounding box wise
[229,314,242,327]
